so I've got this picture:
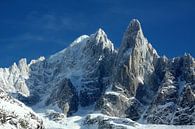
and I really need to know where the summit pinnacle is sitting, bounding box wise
[0,19,194,129]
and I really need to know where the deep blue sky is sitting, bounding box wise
[0,0,195,67]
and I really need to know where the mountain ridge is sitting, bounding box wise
[0,19,194,128]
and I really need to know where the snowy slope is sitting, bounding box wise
[0,19,194,129]
[0,88,44,129]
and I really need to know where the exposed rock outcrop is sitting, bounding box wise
[97,19,195,125]
[46,78,79,116]
[0,19,194,126]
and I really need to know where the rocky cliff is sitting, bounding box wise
[0,19,194,127]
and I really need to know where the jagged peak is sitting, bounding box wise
[93,28,108,43]
[184,53,193,59]
[11,62,18,69]
[49,30,114,63]
[172,53,194,64]
[124,19,144,44]
[18,58,28,73]
[18,58,27,66]
[95,28,106,36]
[162,55,168,61]
[29,56,45,66]
[119,19,146,55]
[8,62,19,73]
[183,53,194,64]
[116,19,159,69]
[128,19,142,33]
[89,28,114,51]
[125,19,144,41]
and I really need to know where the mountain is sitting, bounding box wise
[0,19,194,129]
[97,19,195,125]
[0,88,44,129]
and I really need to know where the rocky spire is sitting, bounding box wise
[116,19,150,66]
[120,19,145,51]
[86,28,114,53]
[94,28,107,41]
[94,28,114,50]
[114,19,159,96]
[116,19,158,66]
[18,58,29,77]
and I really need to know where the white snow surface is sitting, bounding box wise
[137,76,144,84]
[0,28,194,129]
[29,103,195,129]
[0,90,43,129]
[39,114,195,129]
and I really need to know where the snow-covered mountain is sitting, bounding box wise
[0,19,194,129]
[0,88,44,129]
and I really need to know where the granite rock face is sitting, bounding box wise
[78,29,116,107]
[144,54,195,125]
[0,58,30,96]
[114,19,158,97]
[97,19,159,121]
[0,28,116,110]
[46,78,79,116]
[0,19,194,126]
[97,19,195,125]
